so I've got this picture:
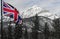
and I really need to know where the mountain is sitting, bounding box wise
[1,5,59,22]
[21,5,59,20]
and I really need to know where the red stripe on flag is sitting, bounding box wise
[3,8,14,12]
[3,8,18,21]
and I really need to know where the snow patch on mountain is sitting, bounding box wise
[21,5,59,20]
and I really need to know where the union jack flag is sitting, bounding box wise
[3,2,22,24]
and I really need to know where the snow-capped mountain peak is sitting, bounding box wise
[21,5,59,20]
[22,5,43,18]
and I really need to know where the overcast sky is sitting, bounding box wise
[0,0,60,19]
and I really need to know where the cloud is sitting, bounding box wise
[36,0,60,16]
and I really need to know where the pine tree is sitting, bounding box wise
[14,23,22,39]
[44,22,50,39]
[3,29,7,39]
[24,27,28,39]
[8,21,13,39]
[32,14,39,39]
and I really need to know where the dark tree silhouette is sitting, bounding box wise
[8,21,13,39]
[14,23,22,39]
[53,18,60,39]
[32,14,39,39]
[44,22,50,39]
[3,29,7,39]
[24,27,28,39]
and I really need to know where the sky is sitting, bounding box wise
[0,0,60,19]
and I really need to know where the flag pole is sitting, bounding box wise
[1,0,3,39]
